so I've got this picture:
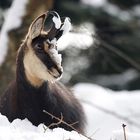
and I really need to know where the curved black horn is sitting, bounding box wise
[44,11,62,40]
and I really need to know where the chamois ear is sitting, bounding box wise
[28,13,46,39]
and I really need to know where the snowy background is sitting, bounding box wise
[0,0,140,140]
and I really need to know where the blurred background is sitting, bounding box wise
[0,0,140,93]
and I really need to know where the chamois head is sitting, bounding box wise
[21,11,71,86]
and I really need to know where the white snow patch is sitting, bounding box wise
[133,6,140,17]
[73,83,140,140]
[60,17,72,35]
[0,0,28,65]
[50,38,57,46]
[81,0,132,21]
[111,130,140,140]
[81,0,107,7]
[47,38,57,46]
[0,113,89,140]
[94,69,139,88]
[52,15,61,29]
[47,38,62,66]
[57,22,94,50]
[57,32,93,50]
[49,48,62,66]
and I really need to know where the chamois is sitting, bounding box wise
[0,11,85,133]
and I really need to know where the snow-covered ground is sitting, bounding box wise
[0,83,140,140]
[74,83,140,140]
[111,130,140,140]
[0,114,88,140]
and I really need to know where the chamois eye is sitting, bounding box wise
[35,43,44,52]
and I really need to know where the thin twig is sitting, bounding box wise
[122,124,127,140]
[43,110,93,140]
[48,113,64,128]
[43,124,47,133]
[93,34,140,71]
[43,110,78,131]
[70,121,79,126]
[89,128,100,138]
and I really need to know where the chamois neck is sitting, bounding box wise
[16,44,46,92]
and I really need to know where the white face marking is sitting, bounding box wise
[48,48,62,67]
[52,15,61,29]
[23,48,56,85]
[60,17,72,35]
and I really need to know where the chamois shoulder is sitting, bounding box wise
[47,82,74,102]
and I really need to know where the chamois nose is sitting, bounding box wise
[49,44,57,50]
[58,67,63,76]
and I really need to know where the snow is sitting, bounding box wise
[47,38,62,66]
[0,0,28,65]
[52,13,71,34]
[57,32,93,50]
[47,38,62,67]
[133,6,140,17]
[93,69,139,89]
[81,0,132,21]
[1,83,140,139]
[51,14,93,52]
[0,114,89,140]
[49,48,62,66]
[52,13,61,29]
[73,83,140,140]
[57,22,94,50]
[81,0,106,7]
[60,17,72,35]
[83,0,140,18]
[48,38,57,46]
[111,130,140,140]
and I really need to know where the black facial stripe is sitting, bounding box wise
[44,53,59,70]
[55,30,63,40]
[35,50,59,71]
[32,36,47,48]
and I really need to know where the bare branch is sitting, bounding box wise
[93,34,140,71]
[122,124,127,140]
[69,121,79,126]
[43,110,78,131]
[47,113,64,129]
[43,110,93,140]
